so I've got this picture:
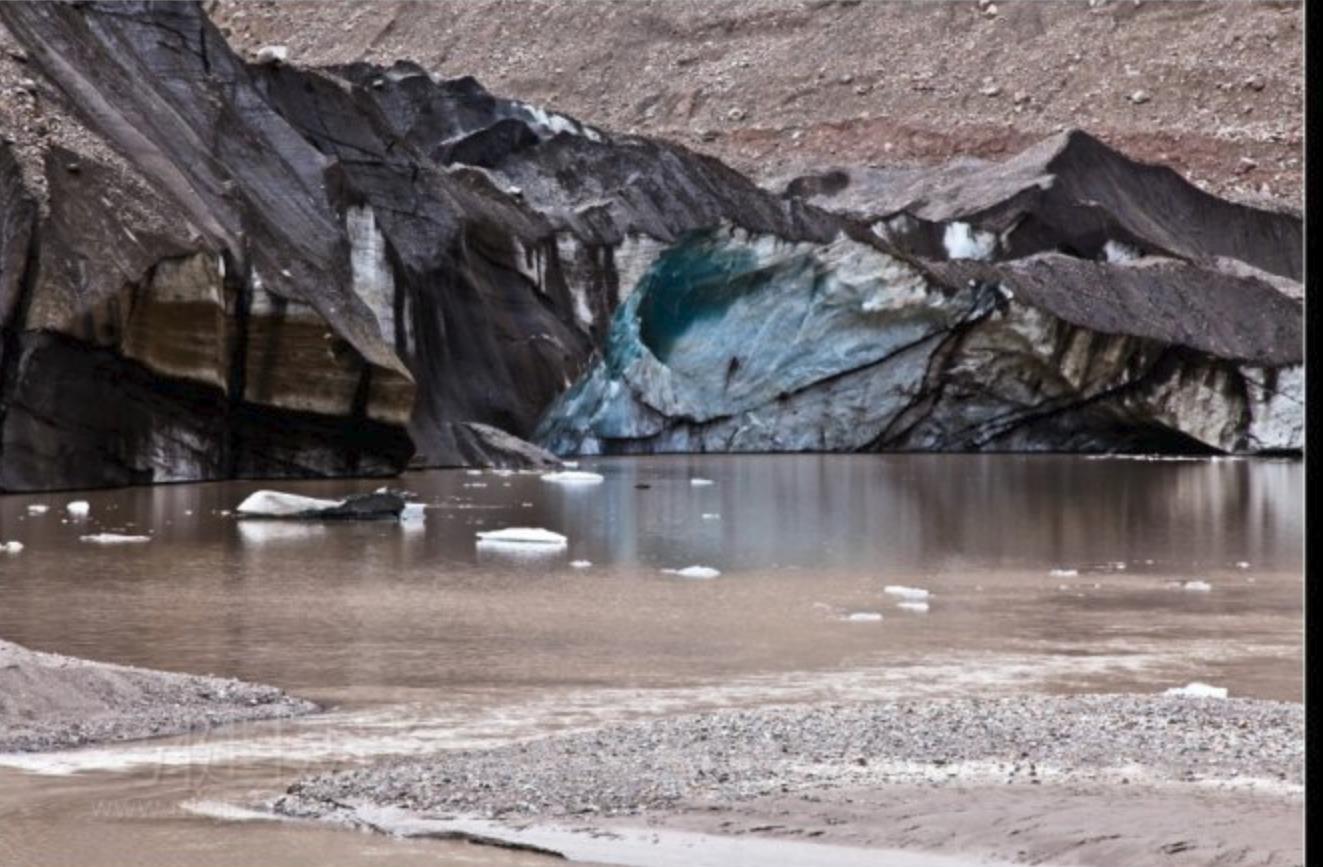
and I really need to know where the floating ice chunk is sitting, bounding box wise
[661,565,721,580]
[541,471,605,485]
[1235,561,1250,569]
[897,601,930,613]
[1110,561,1128,571]
[701,513,721,520]
[79,533,151,544]
[1049,568,1078,577]
[465,469,484,476]
[66,500,90,517]
[1164,682,1228,699]
[883,585,930,600]
[235,491,342,516]
[1180,580,1212,592]
[26,504,49,515]
[1,541,23,554]
[569,560,592,569]
[400,503,426,522]
[462,482,488,488]
[475,527,568,545]
[844,611,883,623]
[689,478,715,487]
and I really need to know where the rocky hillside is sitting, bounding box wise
[0,2,1303,492]
[210,0,1303,210]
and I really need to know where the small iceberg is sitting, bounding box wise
[475,527,568,546]
[661,565,721,580]
[26,504,49,515]
[541,470,605,485]
[844,611,883,623]
[1,541,23,554]
[883,585,930,600]
[1164,682,1228,699]
[235,490,407,521]
[79,533,151,544]
[689,478,715,487]
[66,500,90,517]
[1049,569,1078,577]
[1180,580,1212,592]
[569,560,592,569]
[897,601,930,613]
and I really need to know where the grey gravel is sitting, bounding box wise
[275,694,1302,822]
[0,638,317,753]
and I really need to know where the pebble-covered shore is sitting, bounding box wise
[0,639,317,753]
[275,694,1303,822]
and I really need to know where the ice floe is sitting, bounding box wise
[475,527,568,546]
[1049,569,1078,577]
[79,533,151,544]
[26,504,49,515]
[844,611,883,623]
[65,500,90,517]
[235,490,407,520]
[569,560,593,569]
[897,601,930,613]
[540,471,605,485]
[235,491,346,516]
[883,585,930,600]
[689,478,715,487]
[400,503,426,522]
[661,565,721,580]
[1180,580,1212,592]
[1,541,23,554]
[1164,682,1228,699]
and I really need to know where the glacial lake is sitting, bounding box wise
[0,455,1303,865]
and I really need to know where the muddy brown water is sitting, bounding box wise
[0,455,1303,865]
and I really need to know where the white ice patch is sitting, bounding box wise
[942,221,997,261]
[541,470,605,485]
[661,565,721,580]
[897,601,930,613]
[844,611,884,623]
[569,560,592,569]
[1049,569,1078,577]
[79,534,151,544]
[883,585,930,600]
[345,205,399,349]
[689,478,715,487]
[1,541,23,554]
[1103,239,1142,264]
[65,500,90,518]
[1164,682,1228,699]
[26,504,49,515]
[475,527,568,545]
[235,491,342,517]
[1180,580,1212,592]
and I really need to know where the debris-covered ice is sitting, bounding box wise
[79,534,151,544]
[540,471,605,485]
[661,565,721,580]
[1164,682,1228,699]
[883,585,930,600]
[65,501,90,517]
[475,527,568,546]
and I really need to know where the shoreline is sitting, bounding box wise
[273,694,1302,866]
[0,639,317,754]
